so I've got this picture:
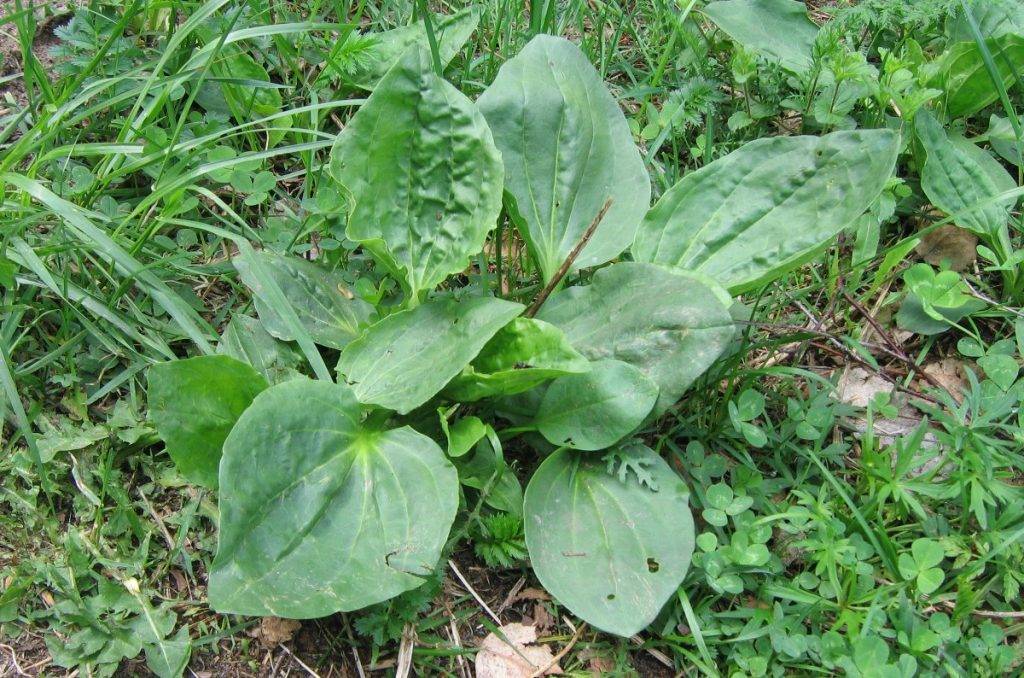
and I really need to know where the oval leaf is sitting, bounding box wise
[524,443,695,637]
[445,317,590,401]
[338,296,523,414]
[330,47,504,297]
[916,110,1015,239]
[478,35,650,282]
[632,129,900,293]
[233,250,374,350]
[703,0,819,74]
[209,379,458,617]
[148,355,268,488]
[535,359,658,450]
[537,262,734,412]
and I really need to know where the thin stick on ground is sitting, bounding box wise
[840,287,948,393]
[279,643,321,678]
[528,622,587,677]
[524,198,613,318]
[448,559,502,625]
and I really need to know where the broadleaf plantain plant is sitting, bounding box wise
[148,33,899,637]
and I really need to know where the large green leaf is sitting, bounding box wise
[328,8,481,90]
[632,129,900,293]
[916,110,1015,240]
[330,47,503,298]
[209,379,458,617]
[444,317,590,401]
[218,314,304,384]
[702,0,819,75]
[233,250,374,350]
[933,33,1024,119]
[148,356,268,489]
[537,262,734,412]
[477,35,650,282]
[534,359,658,451]
[947,0,1024,42]
[523,443,695,637]
[338,296,523,414]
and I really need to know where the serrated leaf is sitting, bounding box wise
[330,47,503,298]
[332,8,481,90]
[209,379,458,617]
[233,250,374,350]
[523,443,695,637]
[337,296,523,414]
[534,359,658,451]
[444,317,590,401]
[537,262,734,412]
[148,356,268,489]
[633,129,900,293]
[703,0,819,74]
[478,35,650,282]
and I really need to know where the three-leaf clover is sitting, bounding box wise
[897,538,945,594]
[701,483,753,527]
[903,263,974,322]
[728,389,768,447]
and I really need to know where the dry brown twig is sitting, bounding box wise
[524,198,613,318]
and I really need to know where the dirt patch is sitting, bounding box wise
[0,0,75,109]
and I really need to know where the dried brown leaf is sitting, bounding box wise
[915,224,977,272]
[476,623,561,678]
[249,616,301,647]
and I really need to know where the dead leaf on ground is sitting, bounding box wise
[836,367,893,408]
[834,367,937,449]
[476,623,562,678]
[530,602,554,634]
[922,358,967,403]
[915,224,978,272]
[513,587,551,603]
[248,616,301,647]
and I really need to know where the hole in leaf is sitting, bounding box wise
[647,557,660,573]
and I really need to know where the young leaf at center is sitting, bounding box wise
[337,296,523,414]
[444,317,590,401]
